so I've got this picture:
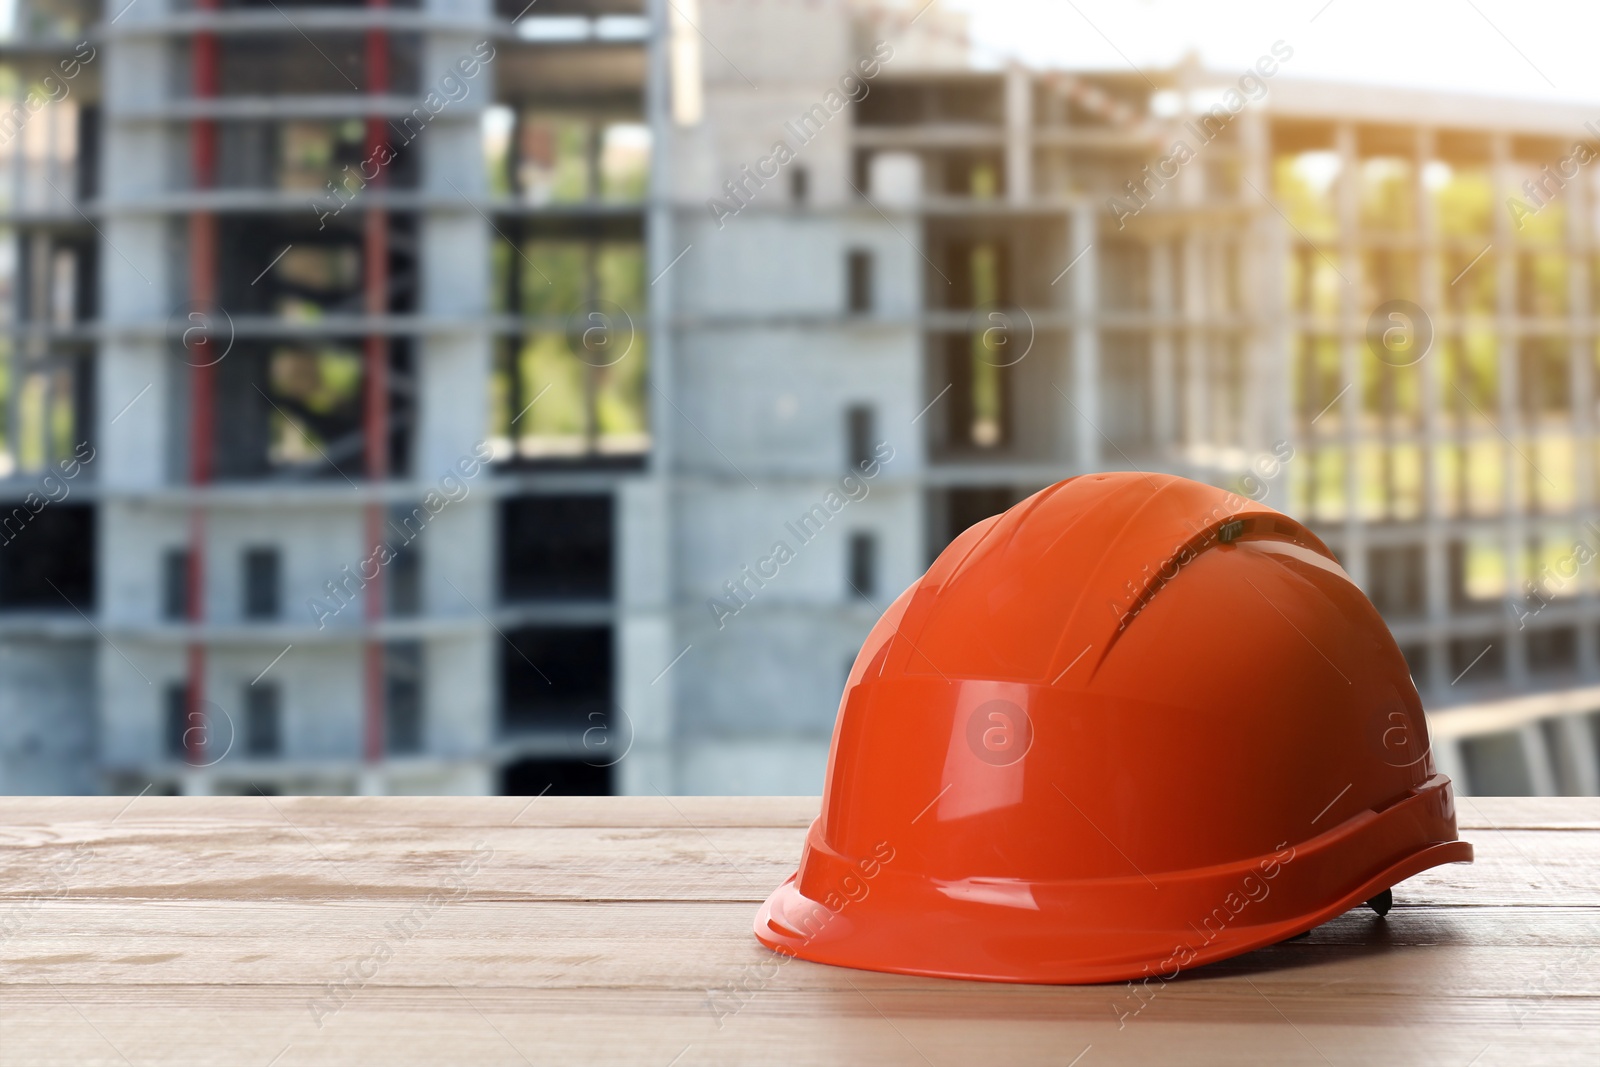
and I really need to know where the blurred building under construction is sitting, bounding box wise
[2,0,1599,796]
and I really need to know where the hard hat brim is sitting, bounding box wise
[755,776,1472,985]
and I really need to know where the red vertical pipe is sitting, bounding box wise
[362,1,391,768]
[185,3,220,768]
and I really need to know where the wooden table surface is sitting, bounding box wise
[0,795,1595,1066]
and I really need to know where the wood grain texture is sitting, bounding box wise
[0,796,1596,1066]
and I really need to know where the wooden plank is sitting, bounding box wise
[0,795,1577,849]
[0,826,801,904]
[4,901,1600,993]
[3,792,1585,834]
[1456,796,1600,831]
[0,796,1597,1066]
[0,795,822,832]
[2,813,1598,907]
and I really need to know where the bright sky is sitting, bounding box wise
[943,0,1600,108]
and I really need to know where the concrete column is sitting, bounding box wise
[644,0,681,791]
[1181,234,1207,464]
[1567,156,1596,680]
[1260,169,1295,502]
[1430,735,1469,794]
[1004,65,1031,205]
[1492,133,1527,687]
[1518,722,1558,796]
[1238,108,1277,459]
[180,770,214,797]
[1336,122,1366,587]
[616,476,674,796]
[1068,203,1100,469]
[1416,128,1451,698]
[1149,240,1175,457]
[1548,714,1600,795]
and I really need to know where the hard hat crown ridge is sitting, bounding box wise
[757,471,1473,983]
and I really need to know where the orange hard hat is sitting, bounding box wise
[756,472,1472,983]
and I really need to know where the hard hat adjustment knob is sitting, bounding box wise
[1365,888,1393,917]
